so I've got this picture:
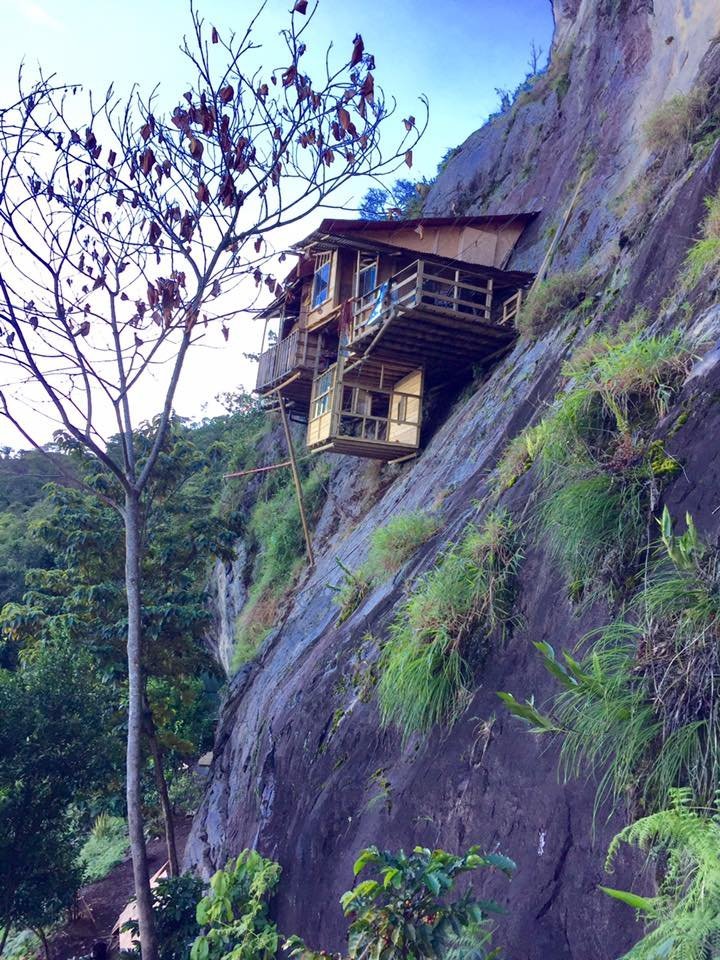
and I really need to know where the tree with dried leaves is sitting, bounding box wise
[0,4,426,957]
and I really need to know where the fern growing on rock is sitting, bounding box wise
[601,788,720,960]
[501,508,720,817]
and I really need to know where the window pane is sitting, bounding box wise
[312,262,331,308]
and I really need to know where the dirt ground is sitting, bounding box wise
[49,817,194,960]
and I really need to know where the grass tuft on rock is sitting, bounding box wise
[332,510,440,625]
[378,511,521,739]
[515,269,591,338]
[494,325,693,600]
[643,86,710,155]
[682,188,720,289]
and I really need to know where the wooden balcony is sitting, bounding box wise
[306,360,422,460]
[256,328,318,396]
[345,259,517,381]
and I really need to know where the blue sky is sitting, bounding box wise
[0,0,554,441]
[1,0,553,185]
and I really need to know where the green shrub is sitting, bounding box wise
[2,930,41,960]
[379,512,521,738]
[515,269,591,338]
[78,814,128,882]
[334,561,373,626]
[643,86,709,154]
[190,851,281,960]
[337,845,514,960]
[682,188,720,288]
[601,789,720,960]
[493,420,551,492]
[332,511,439,626]
[126,874,203,960]
[502,508,720,815]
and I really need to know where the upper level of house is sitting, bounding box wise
[255,214,537,460]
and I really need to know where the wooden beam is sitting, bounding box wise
[277,393,315,568]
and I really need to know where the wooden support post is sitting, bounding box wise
[277,392,315,568]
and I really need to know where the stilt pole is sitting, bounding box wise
[277,392,315,568]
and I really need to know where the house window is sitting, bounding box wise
[312,367,334,417]
[396,394,408,423]
[356,254,378,300]
[312,252,333,309]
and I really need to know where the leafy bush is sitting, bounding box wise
[79,814,129,882]
[643,86,709,154]
[502,508,720,815]
[515,269,591,338]
[191,851,281,960]
[126,874,203,960]
[339,845,514,960]
[682,187,720,289]
[379,511,521,738]
[601,789,720,960]
[332,511,439,626]
[493,421,550,493]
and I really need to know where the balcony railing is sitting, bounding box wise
[256,328,313,392]
[349,259,494,343]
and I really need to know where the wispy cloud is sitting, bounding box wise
[15,1,64,32]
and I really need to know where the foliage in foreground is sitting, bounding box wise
[601,789,720,960]
[379,511,521,738]
[334,510,440,625]
[127,874,204,960]
[501,508,720,816]
[190,851,281,960]
[286,845,514,960]
[0,642,114,939]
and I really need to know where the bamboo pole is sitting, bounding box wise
[530,168,589,295]
[277,392,315,568]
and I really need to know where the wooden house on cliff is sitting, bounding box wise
[255,214,536,461]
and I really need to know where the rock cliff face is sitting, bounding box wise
[187,3,720,957]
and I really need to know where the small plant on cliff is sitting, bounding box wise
[501,508,720,816]
[515,269,592,338]
[643,86,710,156]
[378,511,521,738]
[600,789,720,960]
[337,845,513,960]
[190,851,281,960]
[682,187,720,289]
[367,511,441,578]
[332,511,440,626]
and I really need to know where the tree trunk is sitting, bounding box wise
[143,699,180,876]
[32,928,50,960]
[124,490,159,960]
